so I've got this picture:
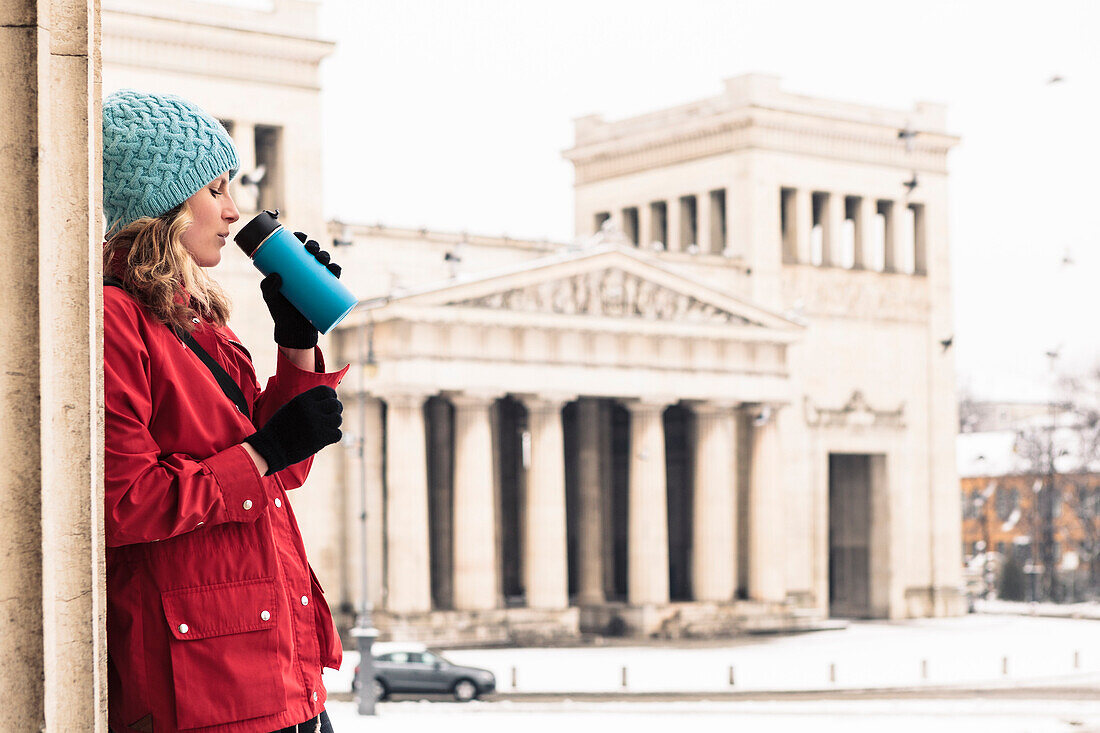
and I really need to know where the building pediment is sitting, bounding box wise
[359,244,801,336]
[447,267,755,326]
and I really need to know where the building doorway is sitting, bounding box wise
[828,453,877,618]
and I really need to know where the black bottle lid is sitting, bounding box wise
[234,209,282,257]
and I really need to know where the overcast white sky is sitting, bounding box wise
[316,0,1100,401]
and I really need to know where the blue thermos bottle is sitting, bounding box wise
[234,210,359,335]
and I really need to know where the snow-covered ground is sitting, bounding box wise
[326,698,1100,733]
[976,599,1100,620]
[323,615,1100,695]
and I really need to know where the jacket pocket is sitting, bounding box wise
[307,565,342,671]
[161,578,285,730]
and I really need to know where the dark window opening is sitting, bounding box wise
[622,207,639,246]
[780,187,797,263]
[649,201,668,250]
[679,195,697,252]
[709,189,727,254]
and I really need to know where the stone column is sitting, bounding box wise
[823,192,844,267]
[1,1,105,728]
[522,396,571,609]
[384,392,433,613]
[853,196,873,269]
[794,189,813,264]
[575,398,605,605]
[723,187,739,257]
[696,191,712,254]
[689,403,738,602]
[343,395,386,616]
[625,400,671,606]
[882,200,900,273]
[637,200,653,250]
[747,406,787,602]
[666,197,682,252]
[450,394,500,611]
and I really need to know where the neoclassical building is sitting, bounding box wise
[324,75,966,641]
[100,0,965,642]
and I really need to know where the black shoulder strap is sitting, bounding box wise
[104,276,251,419]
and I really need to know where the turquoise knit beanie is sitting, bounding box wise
[102,89,240,234]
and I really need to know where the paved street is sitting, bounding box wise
[326,697,1100,733]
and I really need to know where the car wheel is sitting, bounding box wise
[372,678,388,702]
[452,678,478,702]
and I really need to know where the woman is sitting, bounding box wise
[103,89,344,733]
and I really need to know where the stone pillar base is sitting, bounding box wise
[367,607,580,647]
[904,585,968,618]
[579,601,840,639]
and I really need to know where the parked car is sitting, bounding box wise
[353,643,496,702]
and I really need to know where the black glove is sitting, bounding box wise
[244,385,343,475]
[259,231,343,349]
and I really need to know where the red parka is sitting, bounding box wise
[104,285,348,733]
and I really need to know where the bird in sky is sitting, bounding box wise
[903,172,919,194]
[940,336,954,353]
[1047,74,1065,84]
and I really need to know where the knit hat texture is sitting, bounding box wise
[102,89,239,233]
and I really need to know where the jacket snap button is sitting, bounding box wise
[260,610,270,621]
[311,691,318,702]
[178,623,189,634]
[243,499,253,510]
[301,595,309,606]
[275,498,282,508]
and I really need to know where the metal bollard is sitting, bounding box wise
[621,665,628,688]
[921,659,928,680]
[729,665,735,686]
[1002,656,1009,676]
[829,663,836,683]
[511,666,518,689]
[1074,650,1081,670]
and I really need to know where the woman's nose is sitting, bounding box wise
[223,193,240,224]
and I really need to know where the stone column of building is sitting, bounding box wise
[747,405,787,602]
[522,396,572,609]
[722,187,739,257]
[689,403,738,602]
[696,191,712,253]
[824,192,844,267]
[853,196,873,269]
[666,197,682,252]
[450,393,500,611]
[795,188,813,263]
[575,398,605,605]
[1,1,105,728]
[882,200,900,273]
[339,392,385,621]
[384,392,433,613]
[625,400,671,606]
[637,200,653,250]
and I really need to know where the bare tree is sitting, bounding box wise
[1011,368,1100,600]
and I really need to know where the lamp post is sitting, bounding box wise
[1041,350,1061,602]
[353,317,379,716]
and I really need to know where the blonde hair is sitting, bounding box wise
[104,203,232,334]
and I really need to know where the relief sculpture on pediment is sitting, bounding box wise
[448,268,753,325]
